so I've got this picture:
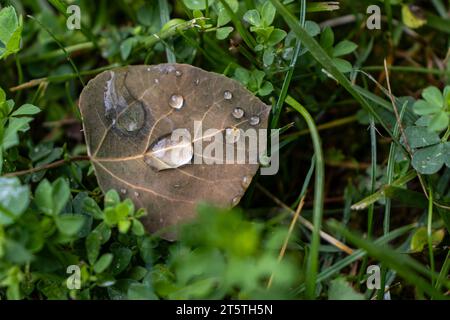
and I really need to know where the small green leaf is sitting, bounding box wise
[55,214,85,236]
[127,283,158,300]
[82,197,103,219]
[94,222,112,244]
[410,227,445,252]
[445,143,450,168]
[0,6,23,59]
[332,58,353,73]
[216,0,238,27]
[328,278,364,300]
[428,111,449,132]
[129,266,148,281]
[182,0,213,10]
[105,189,120,208]
[267,28,286,46]
[320,27,334,49]
[304,21,320,37]
[104,207,118,226]
[233,67,250,85]
[34,179,53,215]
[401,5,426,29]
[0,87,6,104]
[132,219,145,236]
[216,26,233,40]
[243,10,261,27]
[413,100,441,115]
[118,219,131,233]
[261,2,276,26]
[258,81,273,96]
[404,126,440,148]
[2,117,33,150]
[111,247,133,275]
[119,38,136,61]
[11,104,41,116]
[263,49,275,66]
[422,86,443,108]
[94,253,114,273]
[86,231,102,265]
[333,40,357,57]
[52,178,70,216]
[412,143,445,175]
[0,177,30,225]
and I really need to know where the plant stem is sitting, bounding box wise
[427,187,436,285]
[3,156,90,177]
[271,0,306,128]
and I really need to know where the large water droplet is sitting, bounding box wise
[224,90,233,100]
[232,107,244,119]
[249,115,260,126]
[175,70,183,77]
[144,128,193,171]
[134,191,140,197]
[169,94,184,109]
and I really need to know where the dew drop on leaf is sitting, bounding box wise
[241,175,252,189]
[249,115,260,126]
[224,90,233,100]
[169,94,184,109]
[144,129,193,171]
[232,107,244,119]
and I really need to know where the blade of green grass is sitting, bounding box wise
[271,0,306,128]
[427,188,436,285]
[357,116,378,288]
[436,251,450,291]
[285,95,324,299]
[379,101,407,299]
[158,0,176,63]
